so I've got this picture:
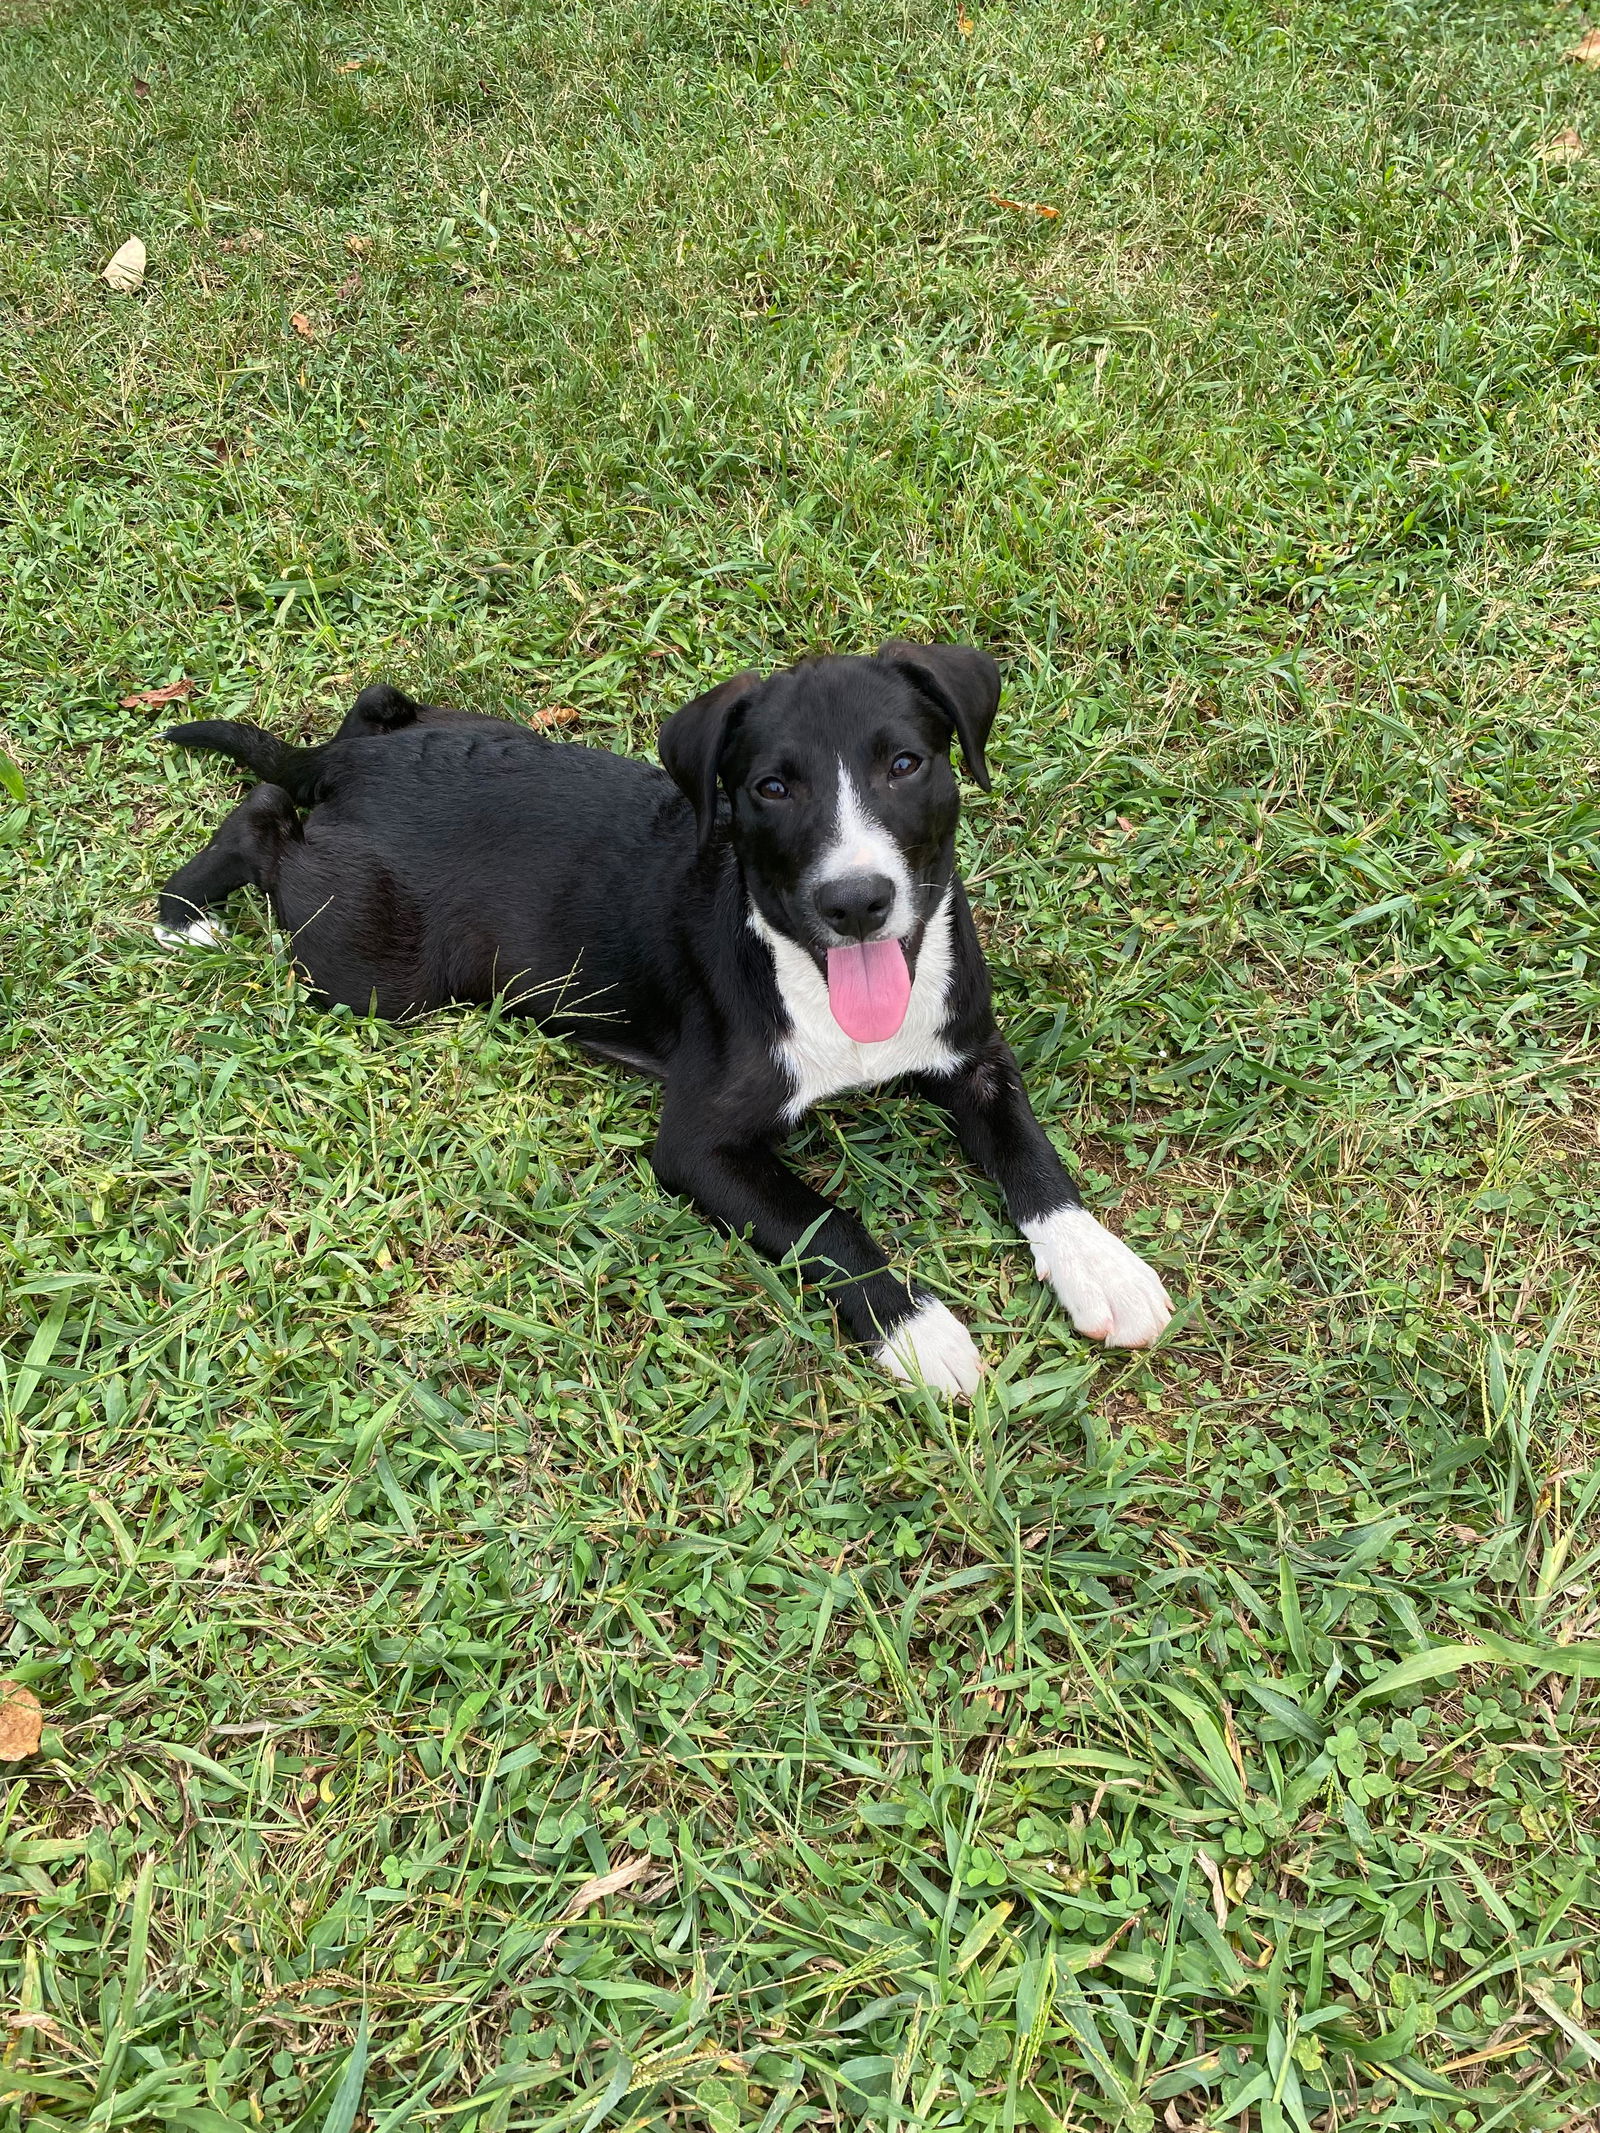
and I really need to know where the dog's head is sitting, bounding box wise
[660,643,999,1040]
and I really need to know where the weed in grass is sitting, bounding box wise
[3,0,1600,2127]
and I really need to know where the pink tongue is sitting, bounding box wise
[826,939,912,1041]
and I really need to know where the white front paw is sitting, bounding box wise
[876,1298,983,1397]
[155,915,227,950]
[1021,1207,1173,1348]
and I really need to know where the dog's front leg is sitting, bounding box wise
[650,1107,981,1395]
[918,1038,1173,1348]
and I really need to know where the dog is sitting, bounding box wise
[154,645,1173,1392]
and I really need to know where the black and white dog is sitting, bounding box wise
[155,644,1172,1393]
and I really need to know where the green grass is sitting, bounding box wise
[4,0,1600,2124]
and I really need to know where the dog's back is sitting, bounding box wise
[164,683,528,806]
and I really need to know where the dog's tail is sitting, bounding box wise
[163,720,326,802]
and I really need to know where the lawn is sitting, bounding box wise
[4,0,1600,2125]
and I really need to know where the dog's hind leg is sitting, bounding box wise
[333,683,424,740]
[335,682,497,740]
[155,782,300,948]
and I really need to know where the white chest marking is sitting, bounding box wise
[751,893,962,1122]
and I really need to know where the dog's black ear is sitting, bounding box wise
[659,670,762,853]
[877,641,1000,791]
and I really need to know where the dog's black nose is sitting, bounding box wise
[816,872,896,941]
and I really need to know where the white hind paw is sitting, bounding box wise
[155,916,228,950]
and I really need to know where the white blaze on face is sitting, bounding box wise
[810,760,916,941]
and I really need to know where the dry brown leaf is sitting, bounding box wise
[345,234,372,256]
[337,58,363,71]
[132,77,151,99]
[1194,1848,1229,1930]
[102,237,146,292]
[120,678,197,711]
[539,1853,660,1953]
[1077,1913,1140,1970]
[0,1683,42,1760]
[530,705,580,729]
[562,1854,656,1917]
[290,312,317,340]
[1539,128,1586,162]
[335,272,362,301]
[989,193,1061,219]
[1439,2035,1546,2075]
[1565,27,1600,62]
[5,2012,69,2045]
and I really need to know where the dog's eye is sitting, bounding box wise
[888,752,923,780]
[753,776,790,801]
